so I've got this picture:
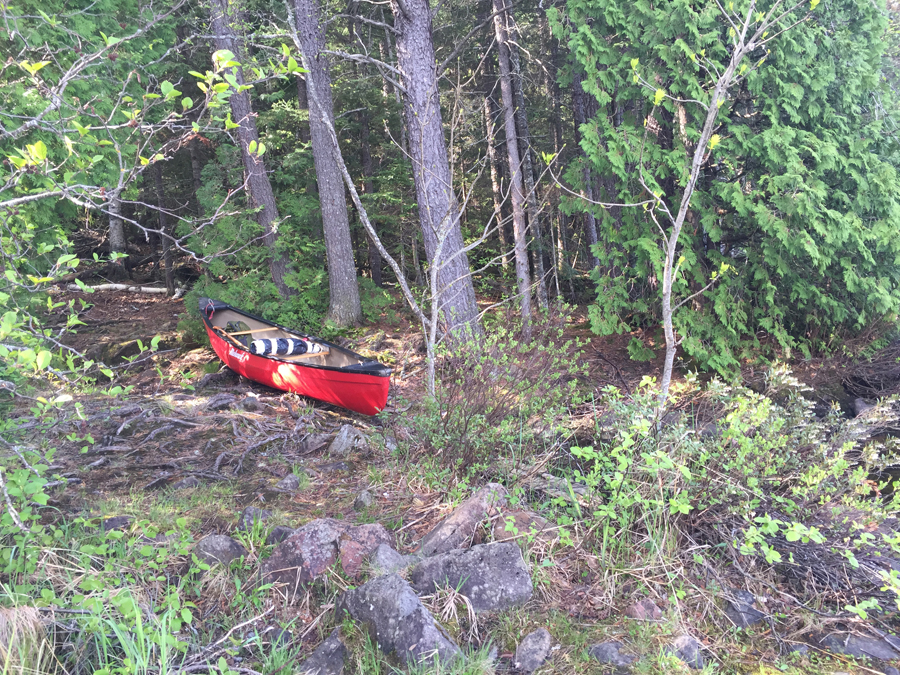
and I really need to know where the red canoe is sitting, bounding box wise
[200,297,391,415]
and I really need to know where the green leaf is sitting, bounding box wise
[36,351,52,370]
[182,97,193,111]
[708,134,721,150]
[810,0,820,8]
[653,89,665,106]
[256,142,265,157]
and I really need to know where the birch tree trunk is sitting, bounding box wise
[208,0,294,300]
[391,0,480,340]
[492,0,532,338]
[291,0,362,326]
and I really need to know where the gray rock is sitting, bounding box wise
[172,476,202,490]
[241,396,263,412]
[624,597,662,621]
[297,628,347,675]
[787,644,809,655]
[354,489,375,511]
[101,516,132,532]
[237,506,271,532]
[328,425,366,458]
[194,534,247,566]
[369,543,416,576]
[514,628,552,673]
[409,541,532,613]
[418,483,507,556]
[274,473,301,492]
[884,667,899,675]
[816,632,900,660]
[589,641,638,667]
[336,573,460,665]
[666,635,705,670]
[723,589,765,628]
[261,519,393,586]
[266,525,295,546]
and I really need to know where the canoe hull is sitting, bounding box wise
[205,322,390,416]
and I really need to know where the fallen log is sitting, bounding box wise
[66,283,185,299]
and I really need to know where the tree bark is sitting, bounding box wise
[295,76,312,144]
[482,93,509,270]
[153,162,176,296]
[391,0,480,340]
[291,0,362,325]
[572,71,600,270]
[492,0,532,337]
[358,108,383,287]
[209,0,294,300]
[507,10,547,309]
[188,137,204,214]
[106,193,128,280]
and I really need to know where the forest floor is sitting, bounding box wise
[3,288,895,675]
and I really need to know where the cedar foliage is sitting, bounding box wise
[554,0,900,373]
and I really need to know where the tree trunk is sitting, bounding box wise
[295,76,312,144]
[358,108,383,287]
[153,163,176,296]
[189,137,204,215]
[107,193,128,281]
[492,0,532,337]
[391,0,480,340]
[291,0,362,326]
[483,94,509,270]
[572,71,600,270]
[209,0,294,300]
[507,10,547,309]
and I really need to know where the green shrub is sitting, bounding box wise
[413,306,588,472]
[552,366,900,610]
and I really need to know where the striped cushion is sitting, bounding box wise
[250,338,310,356]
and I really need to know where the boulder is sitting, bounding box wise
[589,641,638,667]
[723,589,765,628]
[261,519,345,587]
[336,574,460,665]
[418,483,507,556]
[328,425,367,458]
[368,543,417,577]
[297,628,347,675]
[624,598,662,621]
[666,635,705,670]
[514,628,552,673]
[194,535,247,566]
[409,542,532,613]
[275,473,301,492]
[338,524,393,577]
[354,490,375,511]
[261,519,392,586]
[266,526,295,546]
[493,510,556,545]
[814,632,900,660]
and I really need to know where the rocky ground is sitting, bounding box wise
[4,290,900,674]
